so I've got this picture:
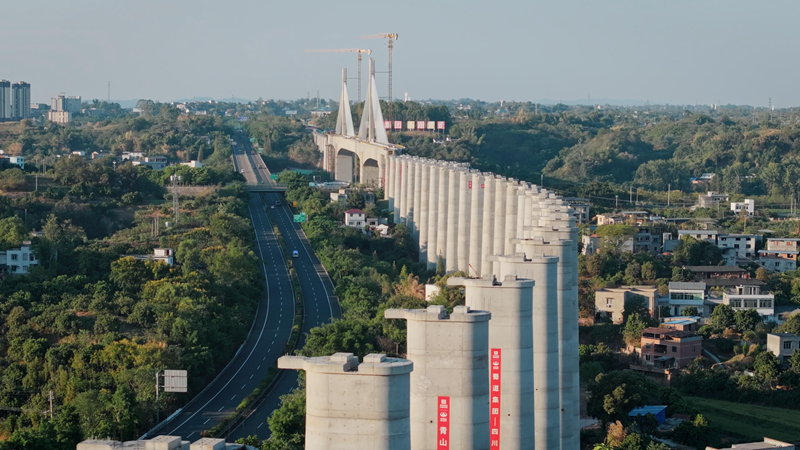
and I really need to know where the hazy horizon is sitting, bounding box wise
[3,0,799,107]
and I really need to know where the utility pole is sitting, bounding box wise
[155,372,160,423]
[172,167,179,224]
[540,173,544,188]
[48,390,54,419]
[667,183,671,207]
[629,186,633,205]
[615,195,619,209]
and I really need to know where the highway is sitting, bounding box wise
[226,133,341,440]
[156,135,296,440]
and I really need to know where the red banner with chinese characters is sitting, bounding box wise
[437,396,450,449]
[490,348,502,449]
[384,120,392,129]
[437,121,445,130]
[394,120,402,130]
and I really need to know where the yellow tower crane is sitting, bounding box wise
[360,33,398,118]
[305,48,372,104]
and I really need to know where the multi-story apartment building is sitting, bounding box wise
[11,82,30,120]
[758,238,800,273]
[723,284,775,321]
[716,233,759,260]
[697,191,729,208]
[51,94,82,114]
[730,199,755,216]
[563,197,590,224]
[0,243,39,275]
[638,327,702,368]
[0,80,10,121]
[667,282,706,316]
[47,110,71,125]
[677,229,719,243]
[595,285,658,323]
[767,333,800,364]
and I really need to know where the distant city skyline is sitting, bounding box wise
[2,0,799,107]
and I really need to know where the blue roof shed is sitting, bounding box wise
[628,405,667,425]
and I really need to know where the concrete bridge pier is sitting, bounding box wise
[445,168,459,272]
[418,163,431,264]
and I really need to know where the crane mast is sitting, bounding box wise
[360,33,399,119]
[305,48,371,104]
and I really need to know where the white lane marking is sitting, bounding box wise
[257,365,261,370]
[257,422,263,429]
[250,374,254,379]
[262,356,266,361]
[204,418,211,424]
[271,340,274,345]
[167,196,274,434]
[218,406,224,412]
[231,394,236,400]
[187,432,195,438]
[241,384,246,390]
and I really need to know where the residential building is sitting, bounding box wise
[717,233,759,260]
[683,265,749,280]
[594,285,658,323]
[690,173,716,185]
[344,209,366,227]
[730,198,755,216]
[662,232,680,253]
[0,80,10,121]
[758,238,800,273]
[180,160,204,168]
[581,234,602,255]
[677,229,718,242]
[47,110,71,124]
[128,248,175,266]
[131,156,167,170]
[329,188,375,206]
[563,197,590,224]
[766,238,800,253]
[11,82,30,120]
[662,316,700,332]
[51,94,81,114]
[628,405,667,425]
[8,156,23,169]
[582,227,663,255]
[723,284,775,321]
[596,213,625,226]
[697,191,729,208]
[121,151,144,161]
[639,327,702,367]
[90,151,109,160]
[767,333,800,364]
[667,282,705,317]
[706,437,794,450]
[0,243,39,275]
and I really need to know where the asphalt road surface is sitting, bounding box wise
[156,134,294,440]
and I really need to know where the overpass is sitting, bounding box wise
[313,59,581,450]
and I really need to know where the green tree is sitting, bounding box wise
[789,349,800,373]
[734,308,761,332]
[345,191,366,210]
[640,261,656,281]
[753,351,780,381]
[266,388,305,450]
[681,306,699,316]
[623,312,649,347]
[673,236,722,265]
[587,371,654,426]
[0,216,27,249]
[710,304,735,330]
[596,225,637,254]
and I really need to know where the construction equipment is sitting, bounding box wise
[306,49,372,103]
[360,33,398,118]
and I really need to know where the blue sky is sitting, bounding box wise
[3,0,797,106]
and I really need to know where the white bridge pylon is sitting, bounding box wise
[315,57,401,187]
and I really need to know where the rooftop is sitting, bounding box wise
[628,405,667,416]
[668,281,706,290]
[706,278,766,288]
[678,230,719,234]
[642,327,695,338]
[344,209,365,214]
[683,265,747,273]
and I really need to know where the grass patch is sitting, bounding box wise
[685,395,800,443]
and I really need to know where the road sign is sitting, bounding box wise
[270,174,279,180]
[249,138,256,143]
[163,370,188,393]
[293,213,307,223]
